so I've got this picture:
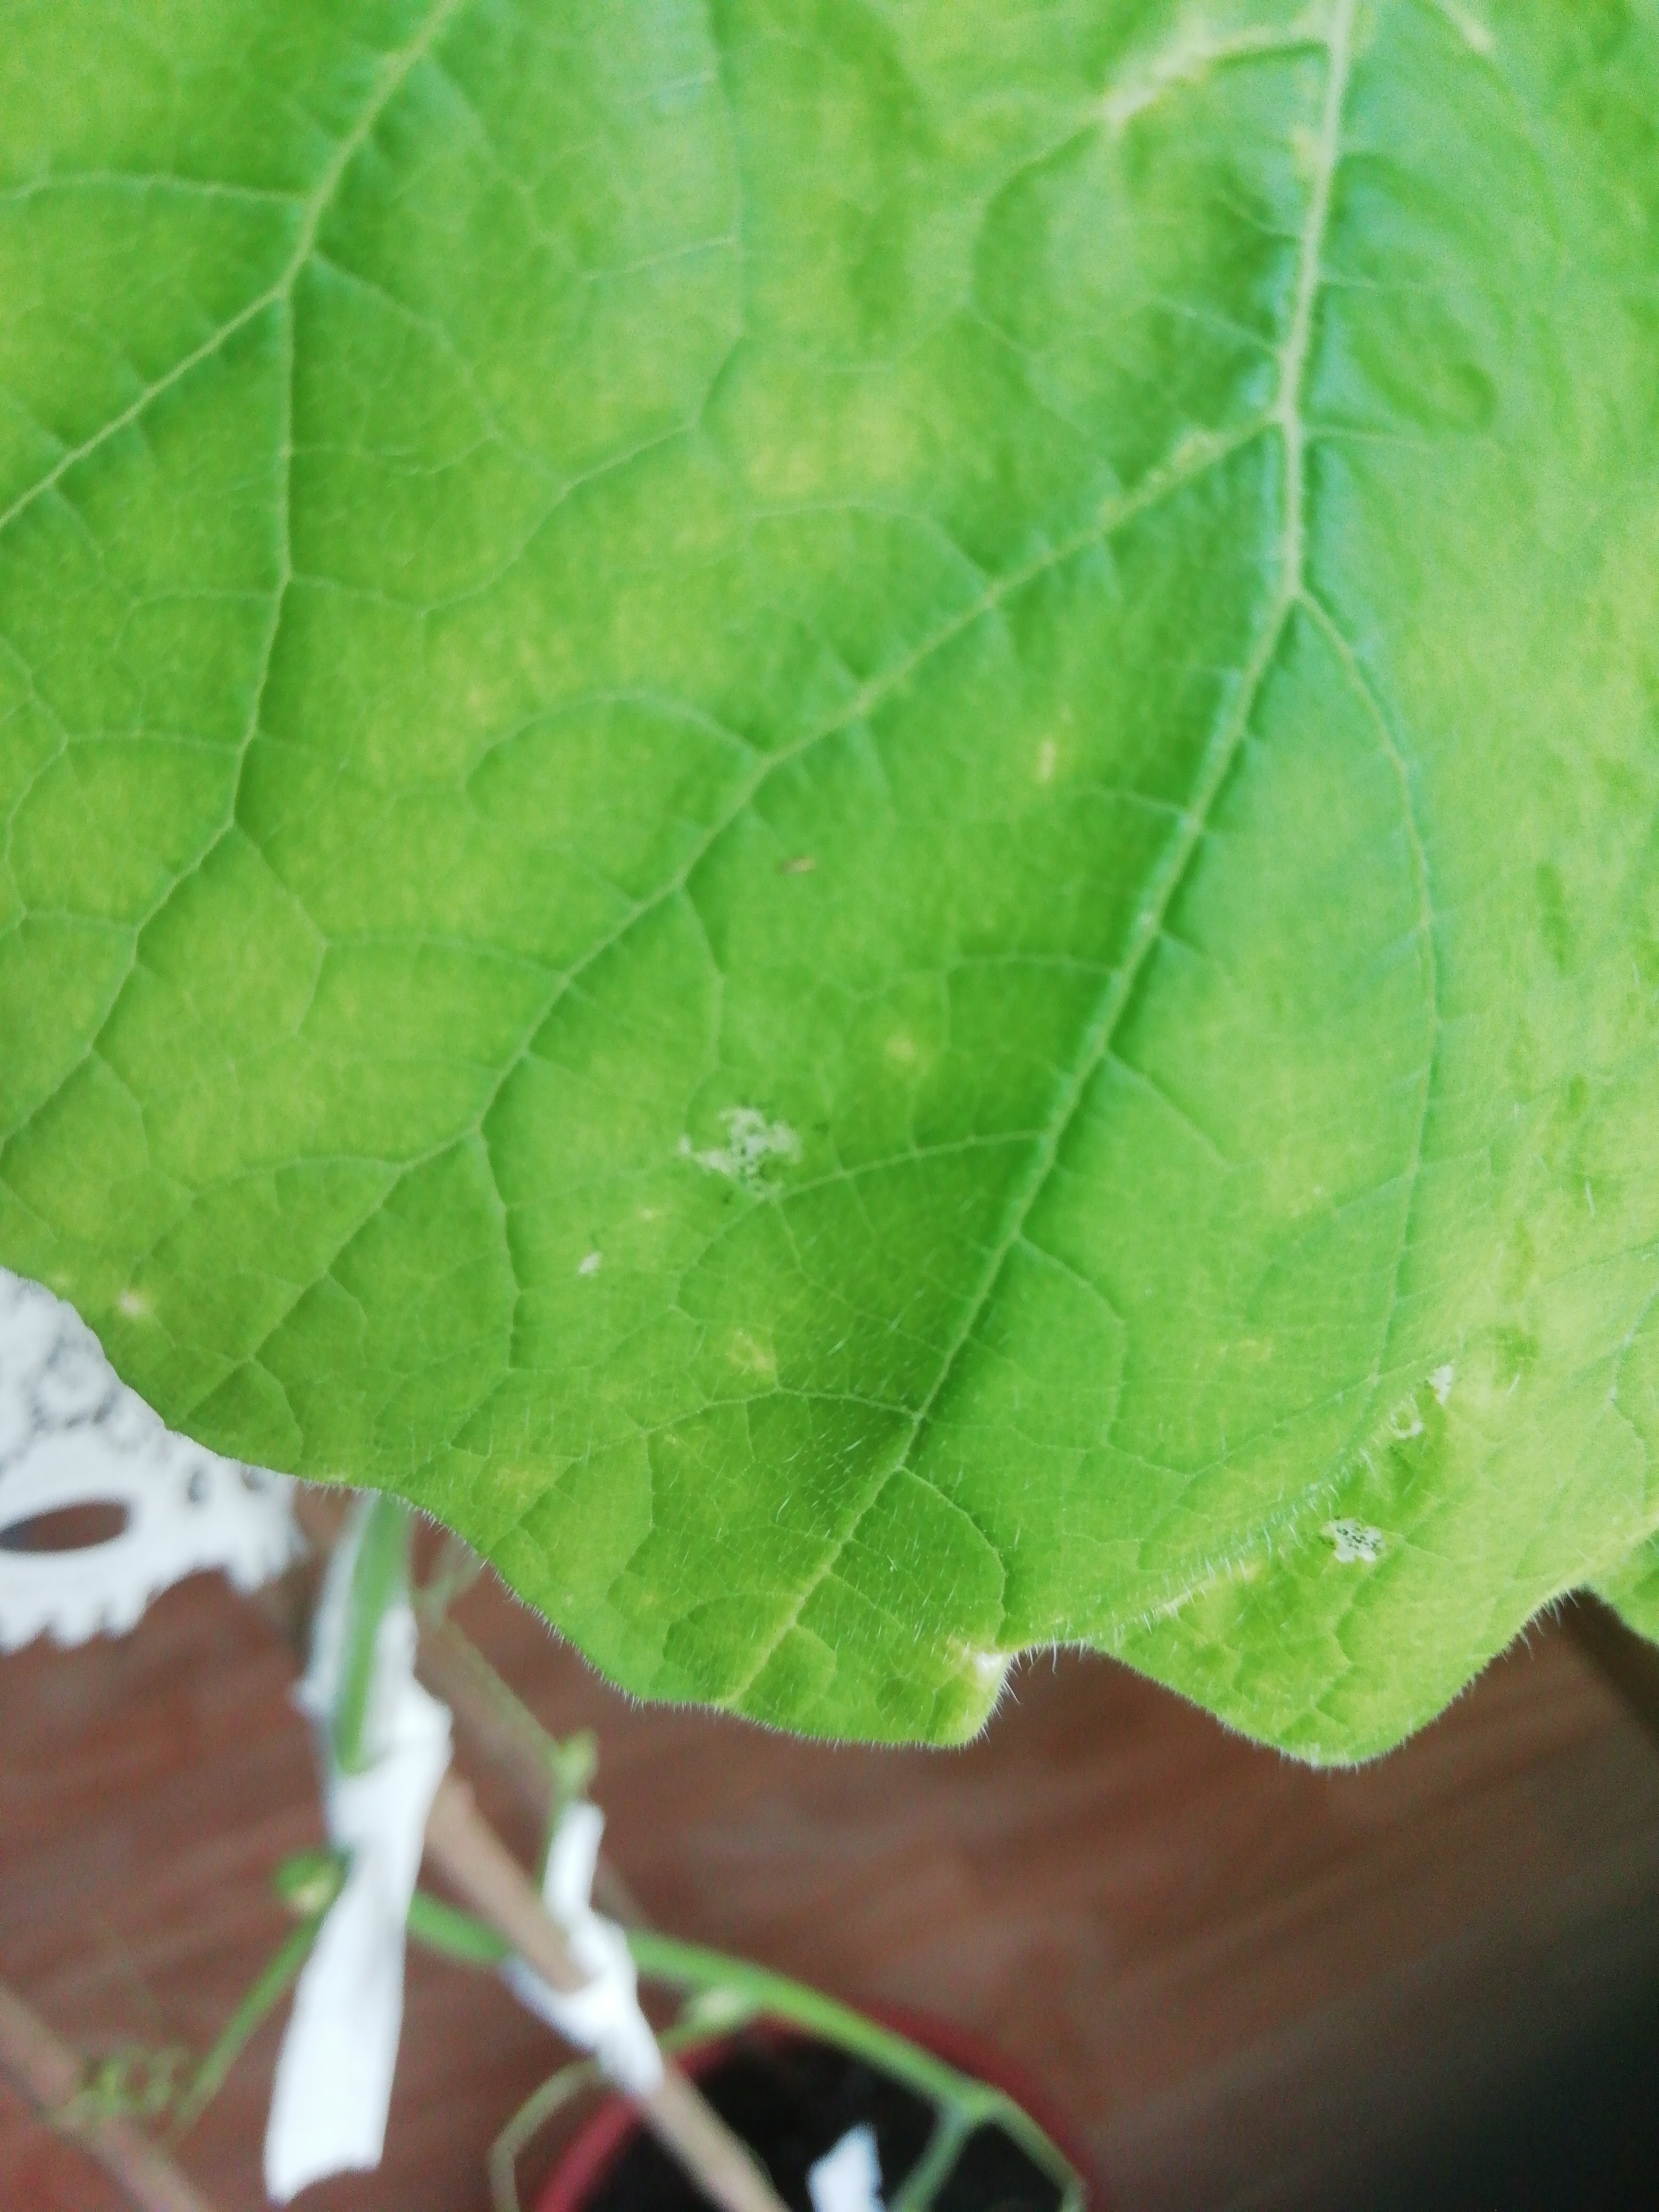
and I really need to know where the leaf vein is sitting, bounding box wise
[0,0,472,542]
[718,0,1361,1708]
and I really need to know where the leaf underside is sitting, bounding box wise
[3,0,1658,1756]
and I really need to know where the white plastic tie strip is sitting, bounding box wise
[809,2126,885,2212]
[502,1798,666,2094]
[264,1502,453,2203]
[0,1269,299,1650]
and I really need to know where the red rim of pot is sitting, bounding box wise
[531,2008,1102,2212]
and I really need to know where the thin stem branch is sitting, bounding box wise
[333,1494,413,1773]
[0,1981,218,2212]
[294,1496,1076,2208]
[167,1920,321,2143]
[627,1932,1079,2199]
[423,1777,792,2212]
[415,1613,558,1815]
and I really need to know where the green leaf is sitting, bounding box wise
[4,0,1658,1757]
[1593,1535,1659,1645]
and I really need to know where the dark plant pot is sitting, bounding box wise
[533,2014,1103,2212]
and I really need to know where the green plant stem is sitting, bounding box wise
[408,1888,513,1969]
[489,2054,600,2212]
[487,2021,716,2212]
[415,1530,485,1624]
[396,1580,1079,2206]
[167,1920,322,2143]
[632,1934,1082,2207]
[405,1889,1079,2208]
[423,1776,793,2212]
[405,1547,1078,2211]
[629,1932,999,2122]
[332,1495,412,1775]
[0,1981,217,2212]
[884,2105,973,2212]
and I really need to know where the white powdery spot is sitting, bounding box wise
[1325,1519,1385,1566]
[681,1109,800,1193]
[1389,1401,1425,1442]
[577,1251,602,1278]
[1429,1363,1455,1406]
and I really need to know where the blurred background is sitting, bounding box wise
[5,1534,1659,2212]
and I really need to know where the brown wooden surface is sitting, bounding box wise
[4,1562,1659,2212]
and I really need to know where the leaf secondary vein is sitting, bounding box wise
[0,0,470,542]
[0,0,475,1167]
[1297,591,1442,1446]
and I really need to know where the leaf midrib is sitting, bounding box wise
[719,0,1361,1704]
